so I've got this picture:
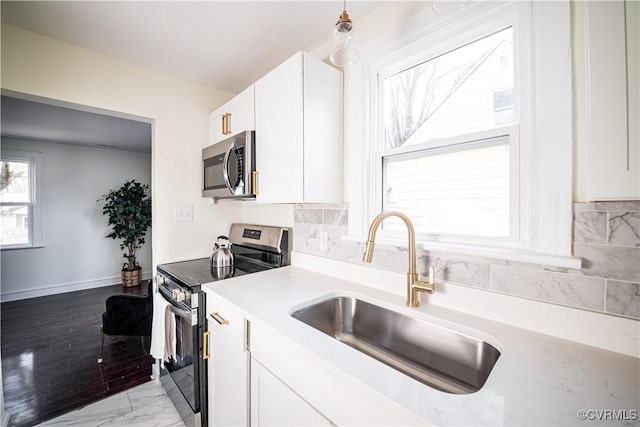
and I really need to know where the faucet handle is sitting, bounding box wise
[428,266,435,285]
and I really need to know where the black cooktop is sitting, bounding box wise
[157,256,275,290]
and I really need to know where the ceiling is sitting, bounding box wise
[1,95,153,153]
[0,1,383,152]
[1,1,384,94]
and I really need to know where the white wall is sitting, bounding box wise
[241,201,294,229]
[0,23,243,270]
[0,138,152,301]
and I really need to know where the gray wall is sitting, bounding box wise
[1,137,152,301]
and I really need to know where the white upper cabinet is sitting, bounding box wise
[209,104,228,145]
[209,84,255,145]
[585,0,639,200]
[254,51,343,203]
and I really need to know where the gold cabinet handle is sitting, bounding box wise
[221,113,232,135]
[211,312,229,326]
[252,171,259,196]
[202,331,211,360]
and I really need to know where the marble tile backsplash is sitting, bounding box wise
[293,201,640,320]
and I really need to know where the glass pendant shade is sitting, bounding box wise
[330,26,359,67]
[329,4,359,67]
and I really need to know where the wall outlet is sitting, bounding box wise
[319,231,328,251]
[175,205,193,222]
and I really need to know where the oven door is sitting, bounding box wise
[165,303,199,412]
[157,285,201,417]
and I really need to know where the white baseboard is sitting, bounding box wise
[0,272,153,302]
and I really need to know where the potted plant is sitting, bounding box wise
[98,180,152,287]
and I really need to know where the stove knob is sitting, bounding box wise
[177,291,186,302]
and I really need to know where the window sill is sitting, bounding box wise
[1,243,46,251]
[340,235,582,269]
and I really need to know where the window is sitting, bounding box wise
[1,150,42,248]
[378,27,519,244]
[346,1,576,265]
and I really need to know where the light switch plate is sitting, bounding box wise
[175,205,193,222]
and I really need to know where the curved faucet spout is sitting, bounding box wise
[363,211,434,307]
[363,211,416,271]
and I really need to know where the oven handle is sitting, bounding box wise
[166,303,195,324]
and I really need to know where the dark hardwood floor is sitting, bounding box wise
[1,282,155,427]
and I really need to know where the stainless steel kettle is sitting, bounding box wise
[210,235,234,268]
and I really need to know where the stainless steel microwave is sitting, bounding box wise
[202,131,256,199]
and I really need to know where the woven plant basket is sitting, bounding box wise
[121,266,141,287]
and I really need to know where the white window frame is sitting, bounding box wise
[1,149,43,249]
[344,0,578,268]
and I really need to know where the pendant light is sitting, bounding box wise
[329,0,359,67]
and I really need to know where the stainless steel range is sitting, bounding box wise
[155,223,290,427]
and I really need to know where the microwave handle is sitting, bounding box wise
[222,142,234,194]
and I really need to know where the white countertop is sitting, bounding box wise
[202,266,640,426]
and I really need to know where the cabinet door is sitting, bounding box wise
[250,358,332,427]
[585,0,639,200]
[301,54,343,203]
[207,299,248,427]
[209,103,229,145]
[255,52,304,203]
[228,85,255,135]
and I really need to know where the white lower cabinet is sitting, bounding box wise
[250,358,332,427]
[205,292,249,427]
[249,322,427,427]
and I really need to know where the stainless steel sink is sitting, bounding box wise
[291,296,501,394]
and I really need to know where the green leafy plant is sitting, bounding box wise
[98,180,152,271]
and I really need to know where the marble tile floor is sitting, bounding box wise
[35,381,185,427]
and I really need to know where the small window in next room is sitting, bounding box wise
[377,26,521,245]
[1,150,42,248]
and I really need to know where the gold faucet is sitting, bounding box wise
[363,211,434,307]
